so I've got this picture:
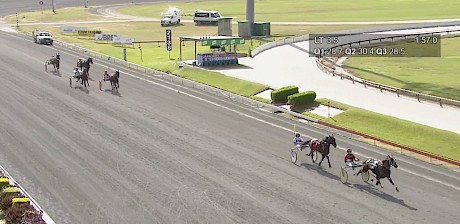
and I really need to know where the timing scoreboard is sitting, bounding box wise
[308,33,441,57]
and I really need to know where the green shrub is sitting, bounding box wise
[0,177,9,189]
[2,186,19,194]
[288,91,317,106]
[12,197,30,207]
[271,86,298,103]
[0,192,21,211]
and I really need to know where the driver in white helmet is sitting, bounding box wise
[293,133,306,151]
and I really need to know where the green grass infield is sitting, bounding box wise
[119,0,460,22]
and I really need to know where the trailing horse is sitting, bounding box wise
[45,56,59,72]
[305,134,337,167]
[109,70,120,92]
[356,155,399,192]
[80,68,89,87]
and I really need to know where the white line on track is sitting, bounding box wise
[19,32,458,192]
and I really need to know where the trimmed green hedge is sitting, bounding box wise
[288,91,317,106]
[271,86,298,103]
[12,198,30,207]
[0,178,9,190]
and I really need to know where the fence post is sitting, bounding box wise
[439,98,442,107]
[364,81,367,88]
[417,94,420,101]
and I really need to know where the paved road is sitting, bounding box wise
[0,29,460,224]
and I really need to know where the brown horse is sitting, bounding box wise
[306,134,337,167]
[80,68,89,87]
[355,155,399,192]
[109,70,120,92]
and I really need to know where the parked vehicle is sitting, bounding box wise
[193,10,222,25]
[160,8,182,26]
[33,31,53,45]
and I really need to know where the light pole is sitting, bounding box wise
[52,0,55,13]
[85,0,88,8]
[246,0,254,37]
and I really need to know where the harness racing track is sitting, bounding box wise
[0,30,460,223]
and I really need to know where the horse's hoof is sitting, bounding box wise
[396,187,399,192]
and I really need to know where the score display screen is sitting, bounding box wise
[308,33,441,57]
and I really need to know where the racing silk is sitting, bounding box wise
[103,72,111,81]
[365,158,381,168]
[73,68,81,78]
[344,153,356,162]
[293,137,304,145]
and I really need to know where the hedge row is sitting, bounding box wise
[271,86,298,103]
[271,86,316,106]
[0,174,45,224]
[288,91,317,106]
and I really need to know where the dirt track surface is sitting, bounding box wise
[0,31,459,224]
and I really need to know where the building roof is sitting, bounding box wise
[180,36,242,41]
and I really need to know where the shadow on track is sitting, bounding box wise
[351,183,417,211]
[50,71,61,77]
[104,89,122,97]
[300,162,417,211]
[74,86,89,94]
[300,162,340,182]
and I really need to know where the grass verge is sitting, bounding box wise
[302,99,460,161]
[119,0,460,22]
[344,36,460,101]
[4,7,109,23]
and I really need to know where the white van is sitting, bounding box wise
[193,10,222,25]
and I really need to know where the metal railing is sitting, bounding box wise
[315,58,460,108]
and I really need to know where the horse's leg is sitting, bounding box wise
[326,155,331,168]
[376,178,384,188]
[318,154,325,166]
[388,177,399,192]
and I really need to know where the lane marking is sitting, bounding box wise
[6,32,458,191]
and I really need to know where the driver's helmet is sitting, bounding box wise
[295,133,300,138]
[347,148,352,154]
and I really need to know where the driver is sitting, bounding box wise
[103,70,110,81]
[73,67,81,82]
[344,148,359,167]
[293,133,306,151]
[77,58,83,70]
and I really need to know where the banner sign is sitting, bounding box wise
[166,29,172,51]
[77,30,102,36]
[201,38,245,46]
[113,36,134,45]
[61,26,87,33]
[95,34,119,42]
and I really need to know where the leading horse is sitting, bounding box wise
[80,68,89,87]
[355,155,399,192]
[306,134,337,167]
